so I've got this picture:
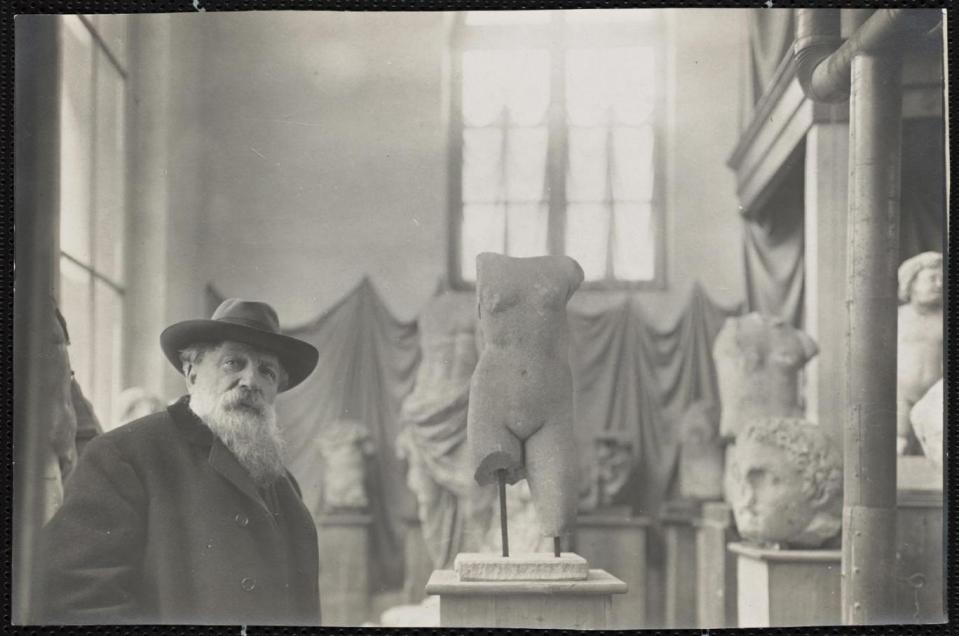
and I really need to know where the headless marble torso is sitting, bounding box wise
[467,253,584,537]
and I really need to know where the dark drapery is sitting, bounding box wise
[749,8,795,102]
[569,283,741,515]
[207,280,740,587]
[900,118,946,261]
[742,155,806,327]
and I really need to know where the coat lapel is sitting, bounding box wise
[168,396,272,516]
[207,440,267,510]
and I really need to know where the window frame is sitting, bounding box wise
[447,10,668,291]
[56,14,129,430]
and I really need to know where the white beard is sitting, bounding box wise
[189,385,288,487]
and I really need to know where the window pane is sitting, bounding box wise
[611,203,655,280]
[611,125,655,202]
[566,203,610,281]
[567,127,608,203]
[463,128,504,203]
[506,203,548,257]
[462,50,549,127]
[567,47,654,127]
[465,10,551,25]
[505,127,548,202]
[60,16,95,264]
[93,281,123,431]
[462,204,506,281]
[94,54,127,285]
[59,256,92,383]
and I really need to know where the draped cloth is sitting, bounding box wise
[749,9,795,102]
[742,156,805,327]
[569,283,741,515]
[206,280,740,587]
[275,279,419,591]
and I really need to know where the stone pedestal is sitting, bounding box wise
[662,499,700,628]
[728,542,840,627]
[402,516,433,604]
[425,553,627,629]
[895,456,944,623]
[694,501,738,628]
[318,512,372,626]
[574,512,650,628]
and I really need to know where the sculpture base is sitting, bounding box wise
[728,541,840,627]
[454,552,588,581]
[317,512,372,626]
[575,513,651,628]
[425,566,626,629]
[694,501,738,628]
[896,456,945,623]
[662,499,701,628]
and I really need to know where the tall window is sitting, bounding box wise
[450,9,665,288]
[58,15,129,430]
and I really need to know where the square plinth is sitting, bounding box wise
[454,552,588,581]
[728,541,840,628]
[426,568,627,629]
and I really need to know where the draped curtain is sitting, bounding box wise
[208,279,741,588]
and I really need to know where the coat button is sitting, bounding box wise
[241,577,256,592]
[234,513,249,527]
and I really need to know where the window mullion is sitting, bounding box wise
[546,13,567,257]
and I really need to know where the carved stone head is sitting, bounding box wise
[898,251,943,309]
[727,417,842,548]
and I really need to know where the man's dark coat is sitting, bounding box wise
[35,397,321,625]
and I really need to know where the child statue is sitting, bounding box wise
[897,252,943,456]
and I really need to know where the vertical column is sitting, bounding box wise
[842,51,902,625]
[13,15,61,624]
[123,14,171,398]
[803,120,849,443]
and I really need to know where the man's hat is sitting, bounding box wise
[160,298,319,391]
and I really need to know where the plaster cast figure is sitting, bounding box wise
[316,419,375,511]
[579,431,635,512]
[727,417,842,548]
[678,400,724,501]
[467,252,584,538]
[910,378,943,468]
[897,252,943,456]
[713,312,818,441]
[397,291,494,568]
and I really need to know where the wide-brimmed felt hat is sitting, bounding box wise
[160,298,318,391]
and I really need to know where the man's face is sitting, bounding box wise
[188,341,282,414]
[911,266,943,308]
[728,440,816,544]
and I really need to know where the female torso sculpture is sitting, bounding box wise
[467,252,584,538]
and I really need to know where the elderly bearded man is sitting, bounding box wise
[35,299,321,626]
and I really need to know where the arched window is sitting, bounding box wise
[449,9,665,289]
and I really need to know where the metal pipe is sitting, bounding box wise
[795,8,940,102]
[841,50,902,625]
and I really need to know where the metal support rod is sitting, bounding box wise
[497,469,509,557]
[841,50,902,626]
[553,536,561,558]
